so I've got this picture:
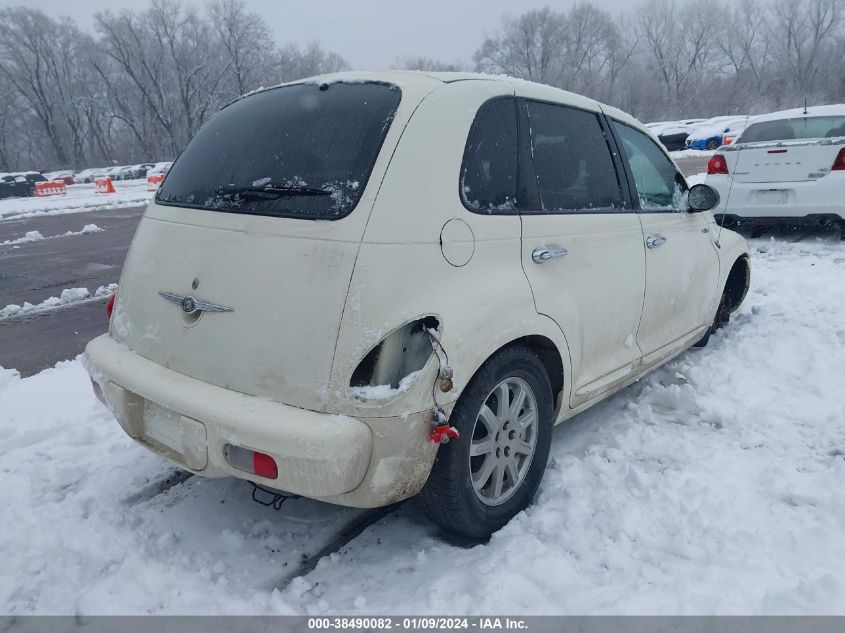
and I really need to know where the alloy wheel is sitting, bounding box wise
[469,377,539,506]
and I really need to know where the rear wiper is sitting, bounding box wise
[215,183,332,198]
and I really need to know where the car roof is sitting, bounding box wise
[747,104,845,124]
[255,70,645,131]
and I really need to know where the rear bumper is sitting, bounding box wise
[84,334,438,507]
[709,176,845,219]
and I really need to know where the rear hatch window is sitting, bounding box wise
[739,116,845,144]
[156,82,401,220]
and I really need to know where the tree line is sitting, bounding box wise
[0,0,842,172]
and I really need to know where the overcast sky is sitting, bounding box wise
[3,0,638,68]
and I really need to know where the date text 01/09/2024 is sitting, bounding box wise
[307,617,529,630]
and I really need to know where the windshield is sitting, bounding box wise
[156,82,401,220]
[739,115,845,144]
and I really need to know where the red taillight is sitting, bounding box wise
[707,154,729,175]
[106,292,116,318]
[252,451,279,479]
[832,148,845,171]
[90,377,106,405]
[224,444,279,479]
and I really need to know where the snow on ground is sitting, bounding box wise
[686,172,706,186]
[0,181,153,221]
[670,149,716,159]
[1,237,844,615]
[1,223,102,246]
[1,284,117,320]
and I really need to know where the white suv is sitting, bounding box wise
[705,104,845,238]
[84,71,750,537]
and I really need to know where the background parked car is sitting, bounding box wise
[125,163,156,179]
[0,174,24,199]
[646,119,706,151]
[105,165,134,181]
[0,171,47,198]
[44,170,75,185]
[686,117,748,150]
[74,168,109,184]
[722,120,754,146]
[705,104,845,237]
[146,161,173,177]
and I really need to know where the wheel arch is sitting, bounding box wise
[468,333,567,423]
[725,255,750,312]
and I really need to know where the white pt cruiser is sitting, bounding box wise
[84,72,750,538]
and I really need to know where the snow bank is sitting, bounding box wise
[1,230,44,246]
[1,224,104,249]
[0,181,152,221]
[1,284,117,320]
[68,223,103,235]
[1,238,844,614]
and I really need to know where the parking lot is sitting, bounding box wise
[0,202,145,375]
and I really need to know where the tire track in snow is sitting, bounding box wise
[273,501,406,591]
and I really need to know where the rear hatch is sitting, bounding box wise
[730,140,844,183]
[731,114,845,183]
[111,80,413,412]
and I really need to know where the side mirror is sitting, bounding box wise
[687,183,720,212]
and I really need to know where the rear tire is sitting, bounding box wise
[706,139,721,150]
[419,344,554,539]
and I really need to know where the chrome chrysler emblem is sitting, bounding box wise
[158,291,233,315]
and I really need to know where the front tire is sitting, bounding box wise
[694,291,732,347]
[419,344,554,539]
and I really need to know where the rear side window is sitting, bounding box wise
[156,82,401,220]
[739,115,845,143]
[460,98,519,212]
[524,101,623,213]
[612,120,687,212]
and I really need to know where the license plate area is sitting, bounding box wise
[143,400,208,470]
[755,189,788,205]
[144,400,182,452]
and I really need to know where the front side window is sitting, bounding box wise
[156,82,401,220]
[524,101,624,213]
[612,121,687,212]
[460,98,519,213]
[739,115,845,144]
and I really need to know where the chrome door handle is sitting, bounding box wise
[532,247,568,264]
[646,235,667,249]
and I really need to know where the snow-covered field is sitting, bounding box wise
[0,181,153,221]
[1,237,844,615]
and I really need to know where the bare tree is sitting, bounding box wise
[207,0,273,98]
[770,0,842,97]
[393,56,465,72]
[475,8,567,84]
[638,0,724,110]
[0,8,93,166]
[274,41,350,84]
